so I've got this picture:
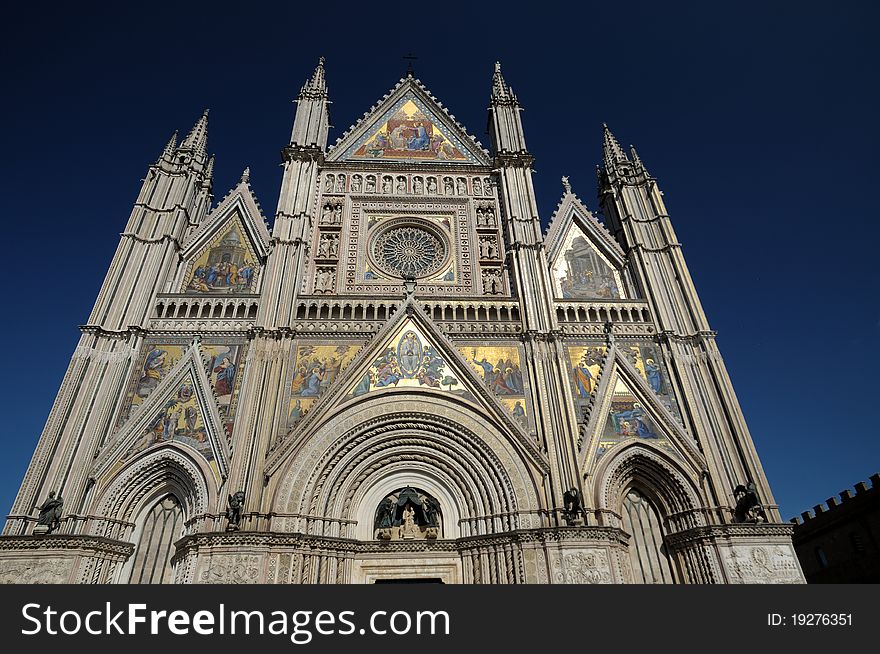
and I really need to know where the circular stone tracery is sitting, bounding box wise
[371,224,447,279]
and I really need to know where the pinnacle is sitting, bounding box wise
[301,56,328,97]
[602,123,628,169]
[491,61,514,103]
[180,109,209,155]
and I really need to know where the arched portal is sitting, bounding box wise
[128,494,184,584]
[621,488,675,584]
[271,392,544,583]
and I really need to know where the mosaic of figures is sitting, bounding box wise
[567,342,680,419]
[185,223,259,293]
[460,344,530,429]
[350,97,468,162]
[596,378,677,459]
[349,325,476,403]
[323,172,493,197]
[119,342,245,438]
[123,377,216,466]
[287,344,361,426]
[567,342,682,459]
[552,225,622,300]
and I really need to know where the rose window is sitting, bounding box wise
[371,225,447,278]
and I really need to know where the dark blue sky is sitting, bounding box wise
[1,3,877,523]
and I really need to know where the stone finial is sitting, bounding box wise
[561,175,572,193]
[241,166,251,183]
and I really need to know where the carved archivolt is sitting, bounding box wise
[272,394,542,538]
[591,442,704,531]
[91,447,213,537]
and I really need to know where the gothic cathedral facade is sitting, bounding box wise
[0,61,804,584]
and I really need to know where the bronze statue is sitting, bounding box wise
[422,495,441,527]
[562,487,587,526]
[35,491,64,534]
[733,482,767,523]
[226,491,245,531]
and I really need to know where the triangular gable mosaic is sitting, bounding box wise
[552,222,624,300]
[183,220,260,294]
[116,339,247,441]
[594,376,678,460]
[97,344,230,484]
[339,93,480,164]
[348,319,480,400]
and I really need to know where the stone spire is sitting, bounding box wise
[602,123,628,170]
[204,155,215,180]
[180,109,209,154]
[161,130,178,159]
[630,144,650,176]
[487,62,527,154]
[290,58,331,149]
[491,61,518,105]
[300,57,327,99]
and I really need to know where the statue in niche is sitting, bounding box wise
[456,178,467,195]
[315,268,336,293]
[382,177,392,193]
[335,174,345,193]
[479,236,499,259]
[351,175,362,192]
[562,488,587,526]
[320,203,334,224]
[484,205,496,226]
[483,177,491,194]
[443,177,454,194]
[324,174,334,193]
[333,203,342,224]
[373,487,441,540]
[317,236,330,258]
[226,491,245,531]
[427,177,437,194]
[34,491,64,534]
[328,235,339,258]
[476,207,486,227]
[396,176,407,193]
[733,482,768,524]
[473,177,483,195]
[366,175,376,193]
[482,268,502,294]
[413,177,424,193]
[401,505,417,539]
[423,496,441,527]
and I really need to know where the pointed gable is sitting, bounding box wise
[327,77,491,165]
[265,300,546,476]
[178,175,270,294]
[94,341,231,484]
[575,344,703,473]
[546,180,627,300]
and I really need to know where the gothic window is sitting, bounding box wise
[371,224,448,279]
[128,494,184,584]
[374,487,441,541]
[621,489,676,584]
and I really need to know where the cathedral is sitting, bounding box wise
[0,60,804,584]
